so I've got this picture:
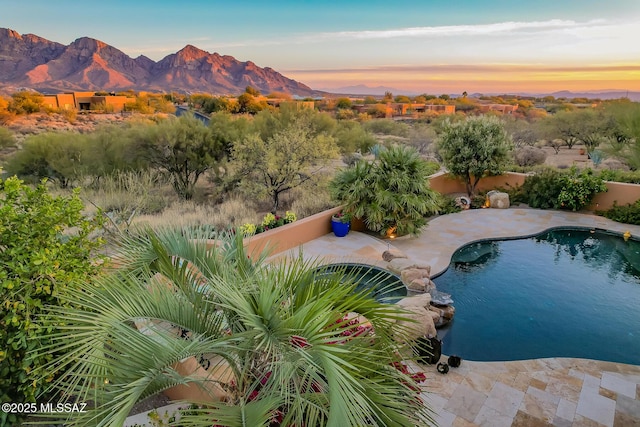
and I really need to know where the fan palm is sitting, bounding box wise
[330,145,441,236]
[38,227,433,426]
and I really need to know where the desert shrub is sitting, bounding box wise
[557,168,607,211]
[514,146,547,166]
[519,167,606,211]
[131,196,259,231]
[436,194,463,215]
[82,170,170,235]
[289,184,334,218]
[0,127,14,146]
[333,120,375,154]
[423,160,441,176]
[57,108,77,123]
[518,168,567,209]
[4,132,89,188]
[362,119,410,137]
[8,91,44,114]
[342,152,363,167]
[598,201,640,225]
[0,176,105,426]
[597,169,640,184]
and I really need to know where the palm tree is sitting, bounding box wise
[39,227,433,426]
[330,145,441,236]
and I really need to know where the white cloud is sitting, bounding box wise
[315,19,606,40]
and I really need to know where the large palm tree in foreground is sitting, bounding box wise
[40,228,432,426]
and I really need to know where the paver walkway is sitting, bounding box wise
[285,208,640,426]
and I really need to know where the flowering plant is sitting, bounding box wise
[238,223,257,236]
[332,210,352,224]
[235,212,298,236]
[284,210,297,223]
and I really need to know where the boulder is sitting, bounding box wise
[406,278,436,292]
[382,248,407,262]
[487,190,510,209]
[441,305,456,321]
[388,258,431,275]
[396,306,437,341]
[400,268,430,286]
[397,293,432,308]
[429,289,454,306]
[407,279,426,292]
[429,305,456,328]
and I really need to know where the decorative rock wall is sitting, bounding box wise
[381,247,455,331]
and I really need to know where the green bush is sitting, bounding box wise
[435,194,463,215]
[598,201,640,225]
[362,119,410,137]
[0,176,105,426]
[557,168,607,211]
[519,167,607,211]
[597,169,640,184]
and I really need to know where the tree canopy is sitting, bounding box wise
[438,116,512,196]
[233,110,338,213]
[140,114,227,199]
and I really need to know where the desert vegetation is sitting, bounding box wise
[2,90,640,234]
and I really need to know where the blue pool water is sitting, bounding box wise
[314,263,407,303]
[433,229,640,365]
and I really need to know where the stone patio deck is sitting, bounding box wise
[282,208,640,426]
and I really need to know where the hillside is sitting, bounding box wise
[0,28,315,96]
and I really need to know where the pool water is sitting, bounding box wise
[433,229,640,365]
[314,263,407,303]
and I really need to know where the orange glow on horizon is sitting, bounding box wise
[288,63,640,94]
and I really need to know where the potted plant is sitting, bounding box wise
[331,211,352,237]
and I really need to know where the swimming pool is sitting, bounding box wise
[433,228,640,365]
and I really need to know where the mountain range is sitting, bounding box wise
[0,28,315,96]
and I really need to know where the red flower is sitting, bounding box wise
[290,335,310,348]
[260,371,272,386]
[248,390,259,401]
[391,361,410,375]
[411,372,427,383]
[272,409,284,424]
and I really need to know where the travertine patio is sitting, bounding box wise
[281,208,640,426]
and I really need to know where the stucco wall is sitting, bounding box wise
[590,181,640,210]
[243,206,343,258]
[430,171,640,211]
[427,171,528,194]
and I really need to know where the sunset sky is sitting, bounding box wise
[3,0,639,94]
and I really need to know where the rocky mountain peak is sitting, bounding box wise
[0,28,316,96]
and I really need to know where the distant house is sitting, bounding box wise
[41,91,135,112]
[265,98,315,110]
[477,103,519,114]
[351,102,455,118]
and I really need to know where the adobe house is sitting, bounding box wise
[477,103,519,114]
[41,91,135,112]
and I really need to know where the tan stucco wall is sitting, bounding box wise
[590,181,640,210]
[427,171,528,195]
[430,171,640,211]
[243,206,343,258]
